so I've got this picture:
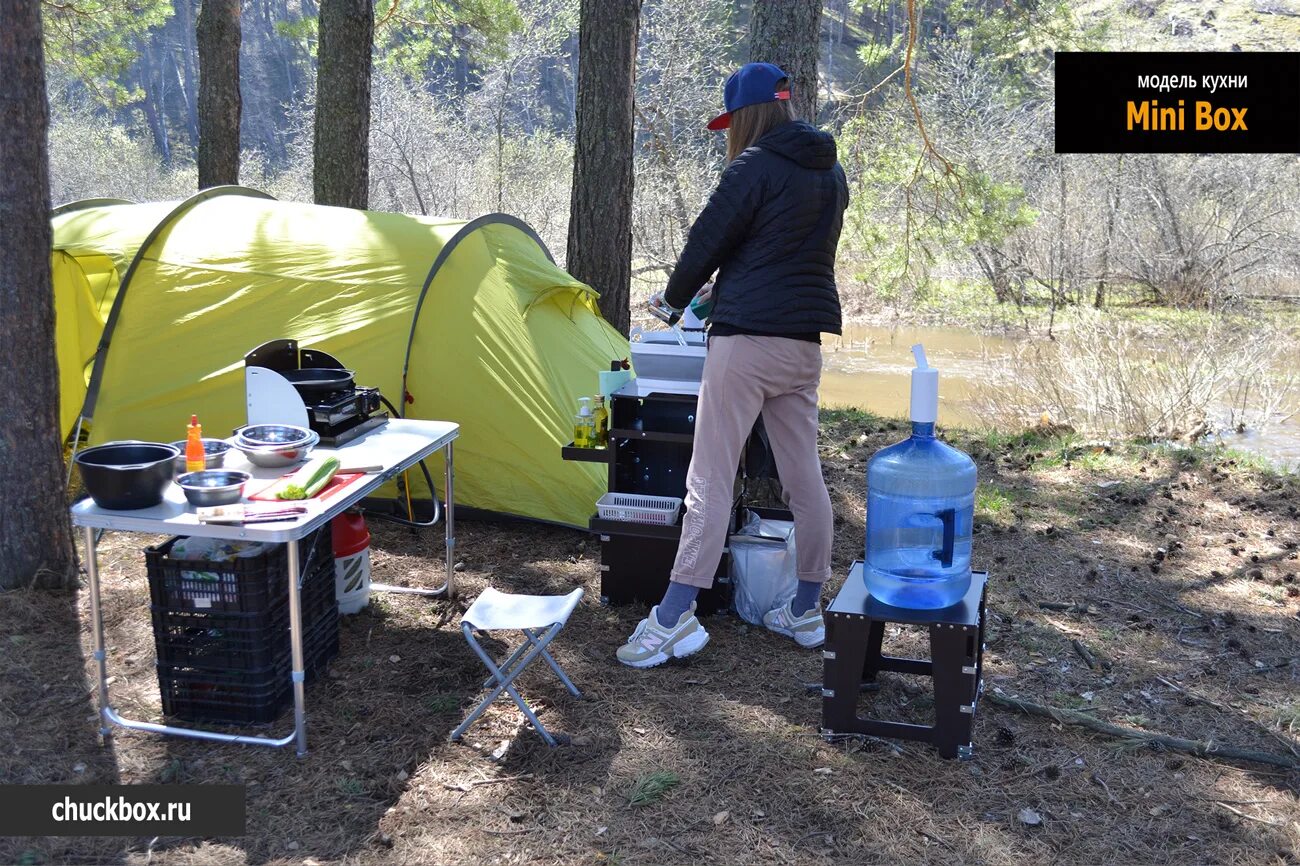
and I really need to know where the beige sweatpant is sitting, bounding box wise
[670,334,834,589]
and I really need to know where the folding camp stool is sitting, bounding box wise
[452,587,584,747]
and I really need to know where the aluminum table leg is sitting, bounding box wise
[369,442,457,599]
[84,526,112,740]
[286,538,308,757]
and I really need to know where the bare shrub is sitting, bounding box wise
[631,0,734,283]
[1117,154,1298,309]
[48,102,197,204]
[973,308,1298,440]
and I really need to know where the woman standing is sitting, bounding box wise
[617,62,849,668]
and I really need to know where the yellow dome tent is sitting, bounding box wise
[52,187,624,527]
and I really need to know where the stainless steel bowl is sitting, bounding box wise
[237,424,313,447]
[170,438,232,474]
[232,430,319,468]
[176,469,251,507]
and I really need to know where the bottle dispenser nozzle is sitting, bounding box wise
[910,343,939,424]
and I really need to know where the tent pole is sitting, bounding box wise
[65,414,86,489]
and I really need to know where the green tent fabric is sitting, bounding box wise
[52,187,626,527]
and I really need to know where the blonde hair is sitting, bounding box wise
[725,78,795,163]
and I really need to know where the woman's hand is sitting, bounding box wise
[693,282,714,305]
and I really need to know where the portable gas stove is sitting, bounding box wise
[244,339,389,447]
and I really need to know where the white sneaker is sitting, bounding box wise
[616,602,710,669]
[763,601,825,648]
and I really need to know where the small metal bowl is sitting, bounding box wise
[170,438,232,474]
[237,424,313,447]
[232,430,320,468]
[176,469,251,507]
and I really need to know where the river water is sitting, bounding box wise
[817,323,1300,466]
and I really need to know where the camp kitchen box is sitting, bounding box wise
[564,342,788,614]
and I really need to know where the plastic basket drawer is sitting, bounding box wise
[596,492,682,525]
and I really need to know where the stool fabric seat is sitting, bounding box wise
[452,586,583,748]
[463,587,583,631]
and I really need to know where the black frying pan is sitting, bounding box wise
[282,367,355,396]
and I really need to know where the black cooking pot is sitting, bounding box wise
[75,441,179,510]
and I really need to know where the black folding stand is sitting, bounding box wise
[822,563,987,759]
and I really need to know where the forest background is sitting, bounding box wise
[41,0,1300,443]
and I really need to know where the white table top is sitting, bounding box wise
[71,418,458,542]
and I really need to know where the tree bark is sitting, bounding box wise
[197,0,242,188]
[0,0,78,590]
[567,0,641,337]
[749,0,823,124]
[314,0,374,209]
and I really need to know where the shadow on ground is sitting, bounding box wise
[3,413,1298,864]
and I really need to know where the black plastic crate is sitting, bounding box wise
[157,615,338,725]
[148,532,336,672]
[146,526,334,614]
[151,588,337,671]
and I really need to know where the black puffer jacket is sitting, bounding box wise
[664,120,848,336]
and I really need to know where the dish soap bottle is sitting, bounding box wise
[592,395,609,447]
[864,345,976,609]
[573,397,595,449]
[185,414,205,473]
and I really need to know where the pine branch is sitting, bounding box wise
[987,690,1300,770]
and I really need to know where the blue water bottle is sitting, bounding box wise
[864,345,976,608]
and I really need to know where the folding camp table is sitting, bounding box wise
[70,418,458,757]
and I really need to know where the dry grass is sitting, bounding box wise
[3,411,1300,865]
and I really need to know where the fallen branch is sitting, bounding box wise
[987,691,1300,770]
[443,772,533,792]
[1039,601,1093,614]
[1215,802,1283,826]
[1071,638,1110,671]
[1155,675,1300,760]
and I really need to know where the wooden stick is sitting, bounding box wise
[443,772,533,792]
[986,691,1300,770]
[1156,676,1300,759]
[1038,601,1092,614]
[1215,802,1283,826]
[1071,638,1100,670]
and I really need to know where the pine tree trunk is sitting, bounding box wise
[567,0,641,337]
[197,0,242,188]
[314,0,373,209]
[0,0,78,591]
[749,0,822,124]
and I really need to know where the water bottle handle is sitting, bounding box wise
[933,508,956,568]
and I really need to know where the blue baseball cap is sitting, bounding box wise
[706,62,791,130]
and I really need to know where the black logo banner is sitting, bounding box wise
[0,785,246,837]
[1055,51,1300,153]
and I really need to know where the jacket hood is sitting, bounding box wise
[756,121,837,170]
